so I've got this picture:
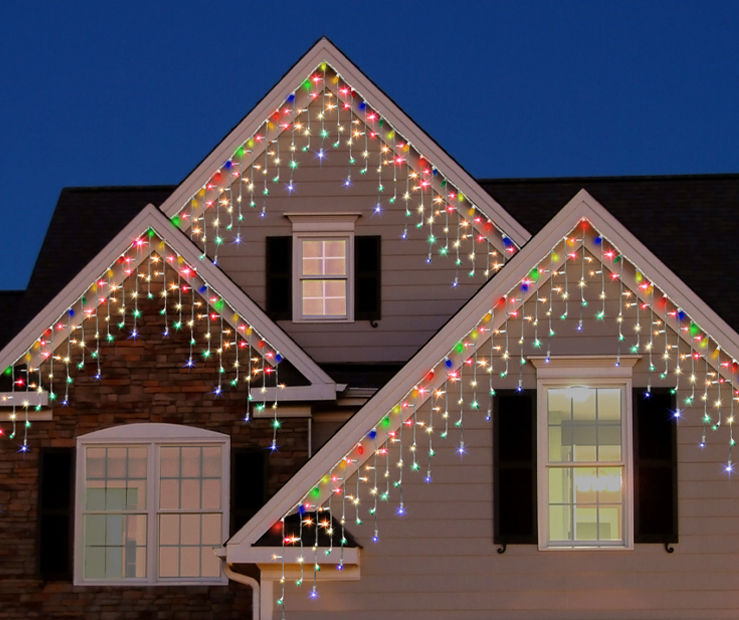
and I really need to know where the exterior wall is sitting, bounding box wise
[0,281,309,618]
[279,253,739,619]
[193,92,502,364]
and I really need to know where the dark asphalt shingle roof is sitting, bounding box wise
[0,186,175,347]
[479,174,739,330]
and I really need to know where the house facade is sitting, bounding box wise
[1,38,738,619]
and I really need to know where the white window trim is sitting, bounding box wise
[286,213,360,323]
[74,423,229,586]
[531,356,638,551]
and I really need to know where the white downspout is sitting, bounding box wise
[223,560,260,620]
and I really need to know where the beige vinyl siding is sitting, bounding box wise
[276,251,739,618]
[188,93,505,363]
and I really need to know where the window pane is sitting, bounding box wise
[202,447,221,477]
[127,447,147,478]
[86,483,106,510]
[86,448,106,479]
[302,240,322,258]
[324,240,346,259]
[160,446,180,477]
[181,514,200,545]
[159,514,179,546]
[160,478,179,510]
[548,505,572,541]
[180,547,200,577]
[201,547,221,577]
[598,388,621,421]
[181,447,201,478]
[107,448,127,478]
[202,479,221,511]
[324,296,347,316]
[202,514,222,545]
[548,468,572,504]
[159,546,179,578]
[85,515,106,546]
[84,547,105,579]
[181,479,201,510]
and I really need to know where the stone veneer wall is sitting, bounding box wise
[0,285,309,618]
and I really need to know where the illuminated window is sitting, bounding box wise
[299,238,348,318]
[533,357,636,549]
[543,386,628,547]
[287,213,359,322]
[75,424,229,585]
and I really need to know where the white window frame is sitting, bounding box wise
[286,212,360,323]
[531,356,638,551]
[74,423,229,586]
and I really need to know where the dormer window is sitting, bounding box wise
[298,237,350,319]
[265,213,381,324]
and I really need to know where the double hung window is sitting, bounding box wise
[75,424,229,585]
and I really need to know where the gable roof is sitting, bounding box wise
[158,36,529,248]
[0,186,175,348]
[0,203,336,397]
[481,173,739,329]
[226,187,739,560]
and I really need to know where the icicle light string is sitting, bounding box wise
[280,220,739,586]
[3,233,285,428]
[170,62,517,271]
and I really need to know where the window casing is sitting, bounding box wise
[287,213,359,322]
[74,424,229,585]
[533,357,636,550]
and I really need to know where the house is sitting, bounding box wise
[1,37,738,619]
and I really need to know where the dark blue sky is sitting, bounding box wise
[1,1,737,291]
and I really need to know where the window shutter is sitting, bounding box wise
[39,448,74,580]
[354,236,381,323]
[265,236,292,320]
[633,388,678,544]
[231,449,267,536]
[493,389,537,545]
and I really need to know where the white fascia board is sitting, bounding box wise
[228,187,739,551]
[0,204,163,370]
[0,205,334,390]
[159,37,530,247]
[572,189,739,363]
[228,545,359,565]
[250,384,338,403]
[0,391,48,407]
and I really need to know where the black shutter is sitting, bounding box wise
[39,448,74,580]
[231,449,267,536]
[354,236,381,322]
[493,389,537,545]
[265,236,292,320]
[633,388,678,544]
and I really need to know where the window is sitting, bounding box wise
[74,424,229,585]
[298,237,349,318]
[542,386,629,547]
[533,356,637,550]
[286,213,360,322]
[494,358,677,550]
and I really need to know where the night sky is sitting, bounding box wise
[2,1,737,291]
